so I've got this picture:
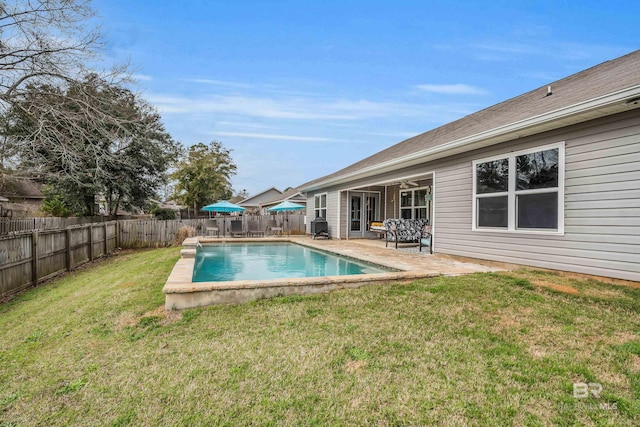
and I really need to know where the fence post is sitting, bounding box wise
[104,223,108,254]
[31,230,38,286]
[88,225,94,261]
[66,227,72,271]
[115,221,120,248]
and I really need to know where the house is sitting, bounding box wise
[300,50,640,282]
[0,179,45,217]
[262,187,307,210]
[238,187,283,214]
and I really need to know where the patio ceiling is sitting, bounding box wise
[341,172,433,191]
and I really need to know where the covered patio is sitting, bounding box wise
[337,172,433,240]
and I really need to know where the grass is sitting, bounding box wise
[1,248,639,426]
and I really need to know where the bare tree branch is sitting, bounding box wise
[0,0,103,105]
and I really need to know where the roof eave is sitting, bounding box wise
[302,85,640,192]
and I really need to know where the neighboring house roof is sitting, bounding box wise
[228,195,245,204]
[302,49,640,191]
[262,187,307,207]
[238,187,283,207]
[0,179,44,200]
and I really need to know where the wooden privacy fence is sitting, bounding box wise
[0,216,117,235]
[0,222,118,298]
[196,214,306,237]
[0,214,307,298]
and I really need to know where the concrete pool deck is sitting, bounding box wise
[163,236,515,310]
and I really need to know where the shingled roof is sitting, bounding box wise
[301,49,640,190]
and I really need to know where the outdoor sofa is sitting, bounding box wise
[383,218,431,251]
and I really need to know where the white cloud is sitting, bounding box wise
[148,94,358,119]
[416,84,488,95]
[183,78,253,89]
[148,92,475,122]
[132,73,153,81]
[215,131,337,142]
[470,41,631,62]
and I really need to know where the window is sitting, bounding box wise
[314,193,327,218]
[473,143,564,233]
[399,186,431,221]
[475,158,508,228]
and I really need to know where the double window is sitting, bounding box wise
[400,187,431,221]
[473,143,564,233]
[314,193,327,218]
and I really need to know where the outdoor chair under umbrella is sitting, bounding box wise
[202,201,246,237]
[267,201,305,236]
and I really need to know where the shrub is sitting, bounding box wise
[41,195,72,217]
[174,226,195,245]
[151,207,176,220]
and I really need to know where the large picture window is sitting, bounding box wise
[314,193,327,219]
[473,143,564,233]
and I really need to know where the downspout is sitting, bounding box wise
[336,191,341,240]
[364,189,368,238]
[432,172,436,253]
[345,190,349,240]
[384,185,387,220]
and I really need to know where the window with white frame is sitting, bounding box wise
[473,143,564,232]
[314,193,327,218]
[399,187,431,221]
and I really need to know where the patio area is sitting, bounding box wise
[164,236,517,309]
[294,237,517,276]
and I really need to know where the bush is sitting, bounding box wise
[151,207,176,220]
[41,195,72,217]
[174,226,195,245]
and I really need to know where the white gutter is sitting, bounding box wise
[302,85,640,192]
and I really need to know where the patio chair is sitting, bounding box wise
[204,219,219,237]
[267,218,283,236]
[247,220,265,237]
[230,219,245,237]
[419,225,432,254]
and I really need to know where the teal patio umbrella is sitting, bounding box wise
[267,201,305,236]
[202,201,246,236]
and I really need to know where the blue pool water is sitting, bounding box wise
[192,243,392,282]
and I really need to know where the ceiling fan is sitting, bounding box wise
[399,180,419,189]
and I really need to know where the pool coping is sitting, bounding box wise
[162,237,439,309]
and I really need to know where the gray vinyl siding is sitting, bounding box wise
[339,191,347,238]
[325,191,339,239]
[305,190,343,238]
[434,111,640,281]
[305,197,314,234]
[306,191,339,238]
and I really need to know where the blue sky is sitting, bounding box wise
[92,0,637,197]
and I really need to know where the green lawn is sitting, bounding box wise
[1,248,639,426]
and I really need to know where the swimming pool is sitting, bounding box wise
[192,242,392,282]
[163,237,440,309]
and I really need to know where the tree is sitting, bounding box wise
[235,189,249,199]
[172,142,236,212]
[0,0,131,185]
[6,75,180,215]
[0,0,102,105]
